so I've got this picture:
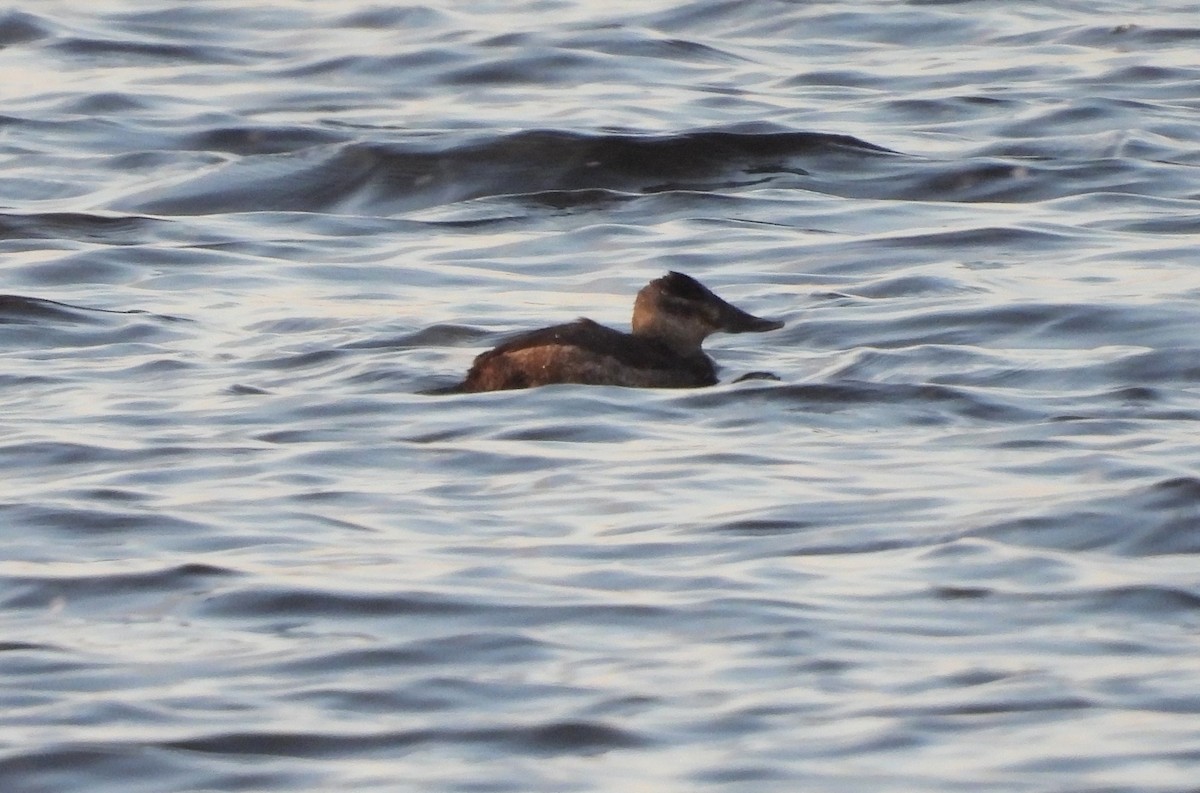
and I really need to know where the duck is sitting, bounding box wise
[444,271,782,393]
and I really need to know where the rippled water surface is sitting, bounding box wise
[4,1,1200,791]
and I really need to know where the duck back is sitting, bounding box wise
[453,319,717,393]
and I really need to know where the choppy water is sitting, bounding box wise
[4,1,1200,791]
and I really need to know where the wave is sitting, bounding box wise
[115,126,895,215]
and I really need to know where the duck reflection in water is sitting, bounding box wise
[444,271,783,393]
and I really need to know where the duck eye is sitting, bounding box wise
[661,294,693,315]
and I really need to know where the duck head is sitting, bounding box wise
[631,271,783,353]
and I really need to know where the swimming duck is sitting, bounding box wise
[446,271,782,392]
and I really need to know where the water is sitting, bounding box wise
[3,1,1200,790]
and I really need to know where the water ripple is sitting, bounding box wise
[5,2,1200,792]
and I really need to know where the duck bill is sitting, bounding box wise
[718,302,784,333]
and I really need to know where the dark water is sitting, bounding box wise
[4,2,1200,790]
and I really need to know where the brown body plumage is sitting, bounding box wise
[447,272,782,393]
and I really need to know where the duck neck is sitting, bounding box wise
[631,315,708,356]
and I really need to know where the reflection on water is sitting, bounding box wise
[3,2,1200,791]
